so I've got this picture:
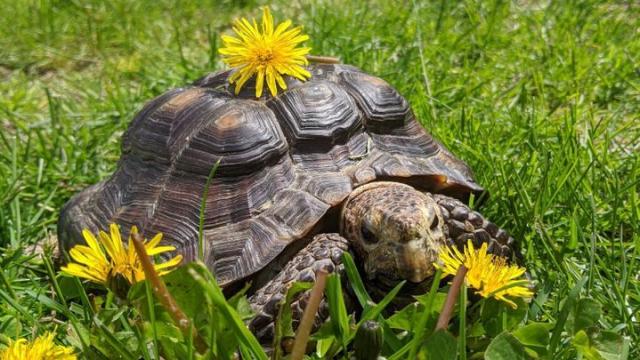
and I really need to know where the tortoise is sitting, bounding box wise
[58,63,516,344]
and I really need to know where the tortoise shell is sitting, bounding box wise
[58,64,483,286]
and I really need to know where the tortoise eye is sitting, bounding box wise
[430,216,441,230]
[361,225,378,244]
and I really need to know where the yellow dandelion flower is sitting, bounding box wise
[219,7,311,98]
[61,223,183,290]
[0,332,76,360]
[435,240,533,308]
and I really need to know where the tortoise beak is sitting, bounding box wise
[401,238,435,283]
[407,269,430,283]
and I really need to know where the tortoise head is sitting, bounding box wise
[341,182,446,285]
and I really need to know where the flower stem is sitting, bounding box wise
[436,265,467,331]
[131,232,207,353]
[291,270,328,360]
[306,55,341,64]
[458,282,467,360]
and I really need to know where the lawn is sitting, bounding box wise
[0,0,638,359]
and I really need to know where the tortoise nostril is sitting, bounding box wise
[430,216,440,230]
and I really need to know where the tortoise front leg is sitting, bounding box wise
[248,233,349,346]
[431,194,518,259]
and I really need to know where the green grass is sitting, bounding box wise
[1,0,639,358]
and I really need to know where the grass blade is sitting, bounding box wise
[325,274,350,345]
[130,232,207,353]
[358,280,405,324]
[409,268,442,359]
[187,262,268,360]
[342,252,373,309]
[549,276,587,354]
[198,159,220,261]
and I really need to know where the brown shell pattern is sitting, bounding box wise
[58,64,483,286]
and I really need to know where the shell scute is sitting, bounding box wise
[267,80,362,150]
[203,156,296,229]
[171,98,289,176]
[338,71,410,130]
[123,87,199,164]
[369,119,439,155]
[209,188,329,285]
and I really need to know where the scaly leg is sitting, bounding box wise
[432,194,520,260]
[248,233,349,346]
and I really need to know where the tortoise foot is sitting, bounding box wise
[432,193,518,260]
[247,233,349,346]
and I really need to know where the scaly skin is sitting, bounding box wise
[248,234,348,346]
[248,182,515,347]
